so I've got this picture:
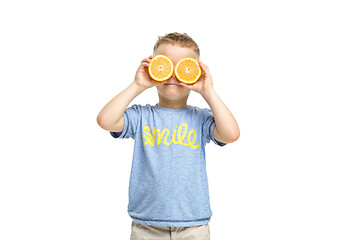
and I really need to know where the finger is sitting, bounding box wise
[199,61,209,73]
[146,55,155,63]
[142,55,155,64]
[142,58,151,64]
[141,62,150,67]
[199,60,206,68]
[137,63,149,73]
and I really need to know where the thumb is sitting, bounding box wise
[179,82,192,90]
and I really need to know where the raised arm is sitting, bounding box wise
[97,55,158,132]
[180,61,240,143]
[201,88,240,143]
[97,82,144,132]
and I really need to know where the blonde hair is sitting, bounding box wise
[153,32,200,57]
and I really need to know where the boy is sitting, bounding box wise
[97,32,240,240]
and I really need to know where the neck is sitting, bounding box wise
[157,94,189,109]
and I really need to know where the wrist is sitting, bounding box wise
[131,81,147,93]
[200,87,216,99]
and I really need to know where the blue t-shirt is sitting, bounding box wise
[110,104,226,227]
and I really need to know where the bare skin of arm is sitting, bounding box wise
[180,61,240,143]
[96,55,158,132]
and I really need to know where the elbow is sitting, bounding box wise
[97,114,103,127]
[97,114,108,129]
[228,127,240,143]
[214,125,240,144]
[97,114,123,132]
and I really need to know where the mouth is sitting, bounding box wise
[164,83,181,86]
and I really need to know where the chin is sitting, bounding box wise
[157,88,190,101]
[161,92,184,101]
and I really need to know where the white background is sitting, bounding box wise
[1,0,359,239]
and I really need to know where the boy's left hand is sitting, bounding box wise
[179,61,214,96]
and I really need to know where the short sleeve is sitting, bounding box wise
[110,104,142,139]
[202,109,226,146]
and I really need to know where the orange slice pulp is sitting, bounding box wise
[175,57,202,84]
[148,55,174,81]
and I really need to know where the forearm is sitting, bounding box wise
[201,88,240,143]
[97,82,145,127]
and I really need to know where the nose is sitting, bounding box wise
[168,72,177,81]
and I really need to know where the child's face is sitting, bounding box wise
[154,43,198,103]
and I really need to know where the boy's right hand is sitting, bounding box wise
[133,55,161,90]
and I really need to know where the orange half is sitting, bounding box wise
[148,55,174,81]
[175,57,202,84]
